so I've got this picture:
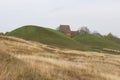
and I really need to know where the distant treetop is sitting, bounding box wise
[78,26,90,34]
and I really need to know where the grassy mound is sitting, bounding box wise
[7,25,82,50]
[74,34,120,52]
[105,35,120,44]
[6,25,120,53]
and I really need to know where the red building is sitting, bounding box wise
[57,25,79,37]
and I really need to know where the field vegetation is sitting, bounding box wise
[6,25,120,54]
[0,35,120,80]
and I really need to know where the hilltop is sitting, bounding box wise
[0,35,120,80]
[6,25,83,50]
[6,25,120,54]
[74,34,120,53]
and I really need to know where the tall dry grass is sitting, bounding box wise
[0,35,120,80]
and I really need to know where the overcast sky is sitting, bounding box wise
[0,0,120,37]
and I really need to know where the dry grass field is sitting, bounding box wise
[0,35,120,80]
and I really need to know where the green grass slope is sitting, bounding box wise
[7,25,83,50]
[74,34,120,52]
[105,35,120,45]
[7,25,120,53]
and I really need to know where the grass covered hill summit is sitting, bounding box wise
[73,34,120,52]
[6,25,83,50]
[6,25,120,53]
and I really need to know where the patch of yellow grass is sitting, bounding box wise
[0,35,120,80]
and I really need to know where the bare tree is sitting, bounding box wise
[107,33,113,37]
[0,32,4,35]
[93,31,102,37]
[78,26,90,34]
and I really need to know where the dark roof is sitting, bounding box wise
[58,25,71,34]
